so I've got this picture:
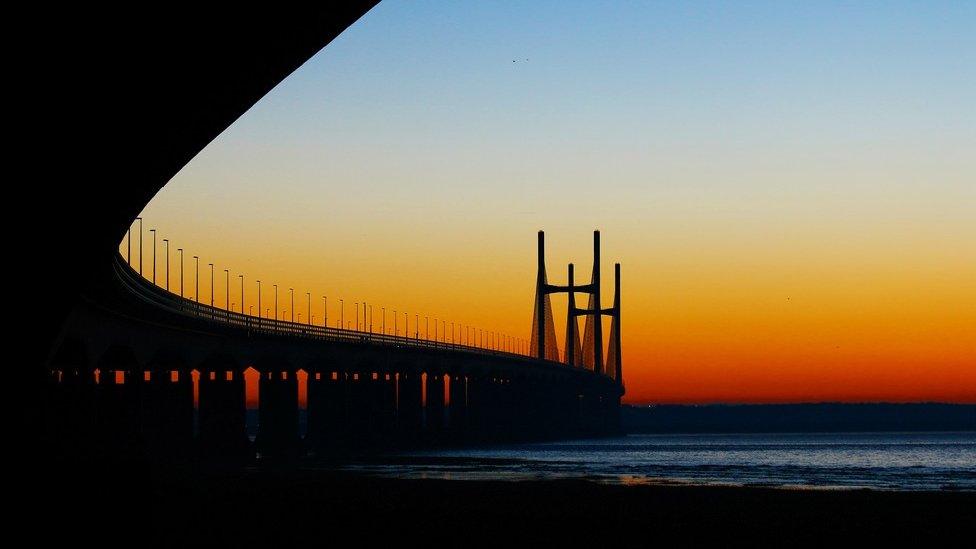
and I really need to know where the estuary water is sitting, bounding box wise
[343,432,976,491]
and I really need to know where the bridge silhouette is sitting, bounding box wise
[47,229,624,457]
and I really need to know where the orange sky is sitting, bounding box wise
[125,3,975,404]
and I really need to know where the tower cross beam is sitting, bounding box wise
[543,283,597,294]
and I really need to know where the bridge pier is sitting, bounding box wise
[373,371,397,444]
[94,347,143,455]
[346,371,367,440]
[425,372,446,437]
[397,371,423,443]
[140,363,193,457]
[448,374,468,437]
[256,367,299,456]
[47,339,96,455]
[198,359,248,457]
[306,369,348,452]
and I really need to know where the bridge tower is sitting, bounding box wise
[532,230,618,378]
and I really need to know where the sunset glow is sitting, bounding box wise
[132,1,975,404]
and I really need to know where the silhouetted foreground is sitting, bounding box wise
[624,403,976,433]
[50,462,974,546]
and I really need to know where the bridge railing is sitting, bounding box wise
[111,254,576,368]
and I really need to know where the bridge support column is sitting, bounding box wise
[47,342,96,455]
[425,372,445,437]
[257,368,299,456]
[397,371,423,442]
[94,350,143,455]
[141,368,193,457]
[198,365,248,457]
[306,370,347,452]
[448,374,467,437]
[347,371,371,446]
[374,372,397,444]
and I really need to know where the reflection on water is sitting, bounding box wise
[340,432,976,491]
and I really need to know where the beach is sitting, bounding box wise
[145,468,974,546]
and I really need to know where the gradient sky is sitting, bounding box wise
[133,1,976,404]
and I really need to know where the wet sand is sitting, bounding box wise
[42,457,974,546]
[146,468,973,546]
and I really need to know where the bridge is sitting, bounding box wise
[47,228,624,457]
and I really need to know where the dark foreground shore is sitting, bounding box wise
[40,458,974,546]
[117,467,973,546]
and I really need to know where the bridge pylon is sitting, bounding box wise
[531,230,623,390]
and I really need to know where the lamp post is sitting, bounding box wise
[257,280,262,326]
[177,248,183,297]
[289,288,294,323]
[382,307,385,335]
[239,274,244,316]
[273,284,278,321]
[224,270,229,315]
[193,256,199,303]
[323,296,327,328]
[209,264,214,308]
[340,299,344,329]
[137,217,143,275]
[149,229,156,284]
[306,292,311,325]
[355,302,359,330]
[163,239,169,291]
[369,304,373,334]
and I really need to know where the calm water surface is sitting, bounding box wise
[342,432,976,491]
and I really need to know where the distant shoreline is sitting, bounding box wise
[622,402,976,434]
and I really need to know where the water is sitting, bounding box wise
[343,432,976,491]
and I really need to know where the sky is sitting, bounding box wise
[133,1,975,404]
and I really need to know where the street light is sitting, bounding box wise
[163,239,169,291]
[355,302,359,330]
[273,284,278,321]
[306,292,311,325]
[257,280,262,326]
[177,248,183,297]
[208,264,214,308]
[224,269,229,316]
[239,274,244,316]
[136,217,143,275]
[289,288,294,323]
[382,307,385,335]
[149,229,156,284]
[340,299,344,329]
[322,296,327,328]
[193,256,199,303]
